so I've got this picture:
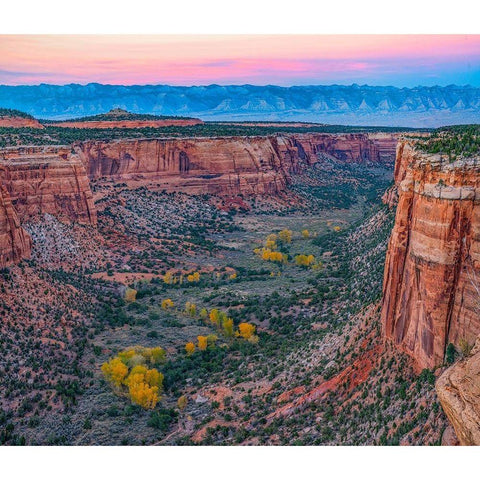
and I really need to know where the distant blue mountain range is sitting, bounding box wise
[1,83,479,127]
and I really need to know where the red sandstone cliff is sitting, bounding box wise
[46,118,203,129]
[0,116,43,129]
[75,133,397,194]
[0,146,97,225]
[0,185,31,267]
[76,137,288,195]
[382,141,480,369]
[0,132,397,267]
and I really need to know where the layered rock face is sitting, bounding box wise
[76,137,289,195]
[0,146,97,226]
[76,133,397,194]
[290,132,397,166]
[0,185,32,267]
[0,132,397,267]
[46,118,203,129]
[436,337,480,445]
[382,141,480,369]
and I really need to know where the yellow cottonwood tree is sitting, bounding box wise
[278,229,292,244]
[238,322,256,340]
[222,317,234,337]
[161,298,174,310]
[185,301,197,316]
[209,308,220,326]
[101,357,128,387]
[185,342,195,356]
[124,288,137,302]
[187,272,200,282]
[198,335,208,351]
[177,395,188,410]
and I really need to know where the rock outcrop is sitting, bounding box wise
[76,133,397,194]
[46,118,203,129]
[0,146,97,225]
[0,185,32,267]
[76,137,289,195]
[0,116,43,129]
[436,337,480,445]
[382,141,480,369]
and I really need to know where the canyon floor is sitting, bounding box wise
[0,152,448,445]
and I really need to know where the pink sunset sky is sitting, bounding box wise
[0,35,479,87]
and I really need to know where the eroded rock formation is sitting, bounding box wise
[436,337,480,445]
[382,141,480,369]
[0,185,31,267]
[76,133,397,194]
[0,146,97,225]
[0,132,397,267]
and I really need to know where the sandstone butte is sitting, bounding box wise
[0,132,397,268]
[382,141,480,372]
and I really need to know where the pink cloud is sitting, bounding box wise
[0,35,479,86]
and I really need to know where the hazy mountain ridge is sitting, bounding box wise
[1,83,480,127]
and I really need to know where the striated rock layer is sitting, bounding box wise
[436,337,480,445]
[0,185,32,267]
[382,141,480,369]
[76,133,397,194]
[0,146,97,226]
[76,137,288,195]
[0,132,397,266]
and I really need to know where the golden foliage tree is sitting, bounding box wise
[206,334,218,347]
[161,298,174,310]
[101,348,165,410]
[209,308,220,326]
[185,301,197,316]
[163,272,174,284]
[260,249,286,263]
[237,322,256,340]
[124,287,137,302]
[295,254,315,267]
[185,342,195,356]
[187,272,200,282]
[198,335,208,351]
[177,395,188,411]
[101,357,128,387]
[222,317,234,337]
[278,229,292,244]
[301,229,310,238]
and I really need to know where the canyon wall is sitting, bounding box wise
[76,137,289,195]
[382,141,480,369]
[76,133,397,194]
[0,146,97,226]
[0,185,32,266]
[0,132,397,267]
